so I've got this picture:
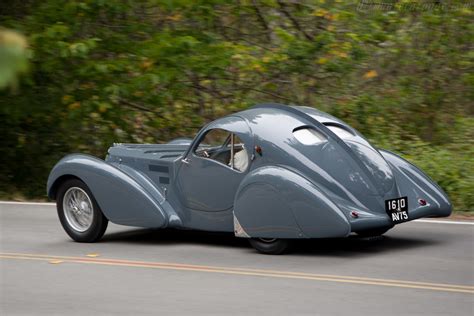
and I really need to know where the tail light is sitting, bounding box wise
[350,211,359,218]
[418,198,427,206]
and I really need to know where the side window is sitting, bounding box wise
[194,129,249,172]
[195,129,230,158]
[229,134,248,172]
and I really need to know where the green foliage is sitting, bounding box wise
[0,0,472,211]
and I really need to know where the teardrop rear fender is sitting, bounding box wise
[233,166,351,239]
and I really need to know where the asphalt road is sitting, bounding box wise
[0,202,473,315]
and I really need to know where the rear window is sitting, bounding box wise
[293,128,326,145]
[325,124,354,139]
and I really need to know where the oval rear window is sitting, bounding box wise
[293,128,326,145]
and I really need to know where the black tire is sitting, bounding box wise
[56,179,108,242]
[356,227,390,238]
[248,238,291,255]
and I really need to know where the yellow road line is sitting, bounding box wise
[1,252,473,294]
[2,252,472,290]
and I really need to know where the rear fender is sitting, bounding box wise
[47,154,167,227]
[380,150,452,218]
[233,166,350,239]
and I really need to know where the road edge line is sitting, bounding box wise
[414,219,474,225]
[0,201,55,206]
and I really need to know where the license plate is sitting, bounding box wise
[385,197,409,223]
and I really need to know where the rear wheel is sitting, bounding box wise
[248,238,290,255]
[57,179,108,242]
[356,227,390,238]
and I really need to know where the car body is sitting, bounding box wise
[47,103,452,254]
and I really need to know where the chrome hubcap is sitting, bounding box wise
[63,187,93,232]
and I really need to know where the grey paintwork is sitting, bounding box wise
[47,103,452,238]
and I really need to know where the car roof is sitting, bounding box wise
[234,103,347,127]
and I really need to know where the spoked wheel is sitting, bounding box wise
[248,238,291,255]
[57,179,108,242]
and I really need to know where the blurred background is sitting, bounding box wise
[0,1,472,213]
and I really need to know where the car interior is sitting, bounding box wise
[194,129,248,172]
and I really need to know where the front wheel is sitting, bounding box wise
[57,179,108,242]
[248,238,291,255]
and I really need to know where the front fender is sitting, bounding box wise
[233,165,350,239]
[47,154,167,228]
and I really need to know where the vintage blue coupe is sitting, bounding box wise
[47,104,452,254]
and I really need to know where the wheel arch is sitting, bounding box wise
[48,174,83,200]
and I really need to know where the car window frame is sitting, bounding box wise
[191,128,249,173]
[194,128,230,155]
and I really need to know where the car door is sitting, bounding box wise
[176,118,251,212]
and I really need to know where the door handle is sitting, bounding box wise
[181,158,191,165]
